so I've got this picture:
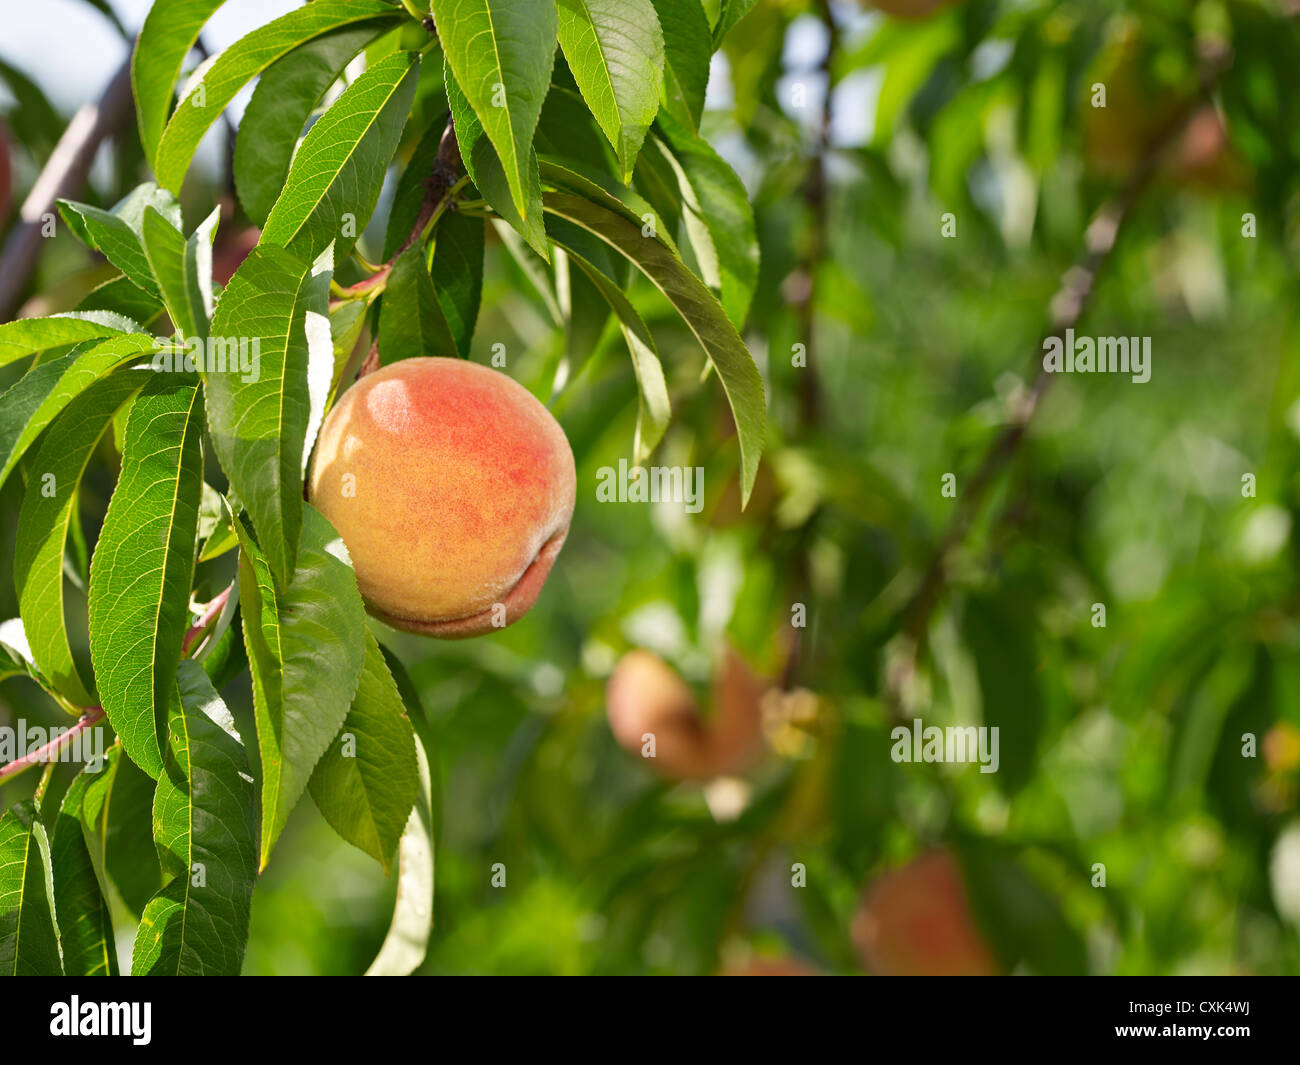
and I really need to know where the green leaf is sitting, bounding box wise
[445,61,548,260]
[261,52,420,262]
[88,377,206,780]
[564,241,671,460]
[962,593,1044,796]
[652,0,711,131]
[82,745,164,917]
[206,244,333,588]
[236,505,367,870]
[555,247,612,385]
[0,332,156,492]
[235,24,391,227]
[0,314,134,369]
[132,0,229,166]
[152,0,401,194]
[541,188,765,504]
[430,210,485,358]
[380,242,460,362]
[309,631,419,871]
[16,370,151,707]
[131,662,257,976]
[655,114,759,327]
[712,0,756,46]
[365,727,435,975]
[50,766,118,976]
[431,0,557,220]
[556,0,665,183]
[141,206,219,340]
[77,277,164,326]
[956,843,1087,976]
[0,801,62,975]
[58,185,182,297]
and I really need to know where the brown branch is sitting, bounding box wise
[0,707,105,784]
[0,55,135,322]
[888,48,1232,688]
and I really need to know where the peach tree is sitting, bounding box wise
[0,0,763,975]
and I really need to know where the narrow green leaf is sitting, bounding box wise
[445,61,548,260]
[431,0,557,220]
[152,0,401,193]
[236,505,367,869]
[0,314,133,369]
[365,728,435,975]
[132,0,229,166]
[77,277,164,326]
[88,377,205,780]
[309,631,418,871]
[205,244,332,587]
[652,0,711,131]
[235,24,390,227]
[555,246,611,385]
[571,250,671,460]
[16,370,151,707]
[426,214,484,362]
[58,184,182,296]
[140,206,217,340]
[556,0,665,183]
[50,766,118,976]
[0,332,155,492]
[82,745,164,917]
[542,189,764,503]
[261,52,420,262]
[656,114,759,327]
[131,662,257,975]
[380,242,459,362]
[0,801,62,975]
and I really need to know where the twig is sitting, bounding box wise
[181,583,233,657]
[0,707,105,785]
[0,55,135,322]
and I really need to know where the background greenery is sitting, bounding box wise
[2,0,1299,975]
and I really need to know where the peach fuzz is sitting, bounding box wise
[308,357,576,638]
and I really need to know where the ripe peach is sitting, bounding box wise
[308,357,576,638]
[851,849,1000,976]
[606,647,765,781]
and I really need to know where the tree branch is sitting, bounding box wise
[0,707,105,785]
[0,55,135,322]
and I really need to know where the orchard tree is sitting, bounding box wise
[0,0,764,976]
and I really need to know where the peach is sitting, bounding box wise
[606,647,765,780]
[851,849,1000,976]
[308,357,576,638]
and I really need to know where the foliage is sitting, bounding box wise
[0,0,1298,976]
